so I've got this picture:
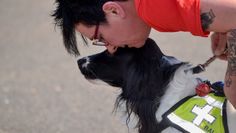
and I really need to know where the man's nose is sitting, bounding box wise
[105,44,118,54]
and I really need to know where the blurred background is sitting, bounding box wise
[0,0,227,133]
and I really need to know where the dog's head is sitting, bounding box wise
[78,38,184,133]
[78,38,181,87]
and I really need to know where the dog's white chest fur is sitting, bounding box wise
[156,65,199,122]
[155,65,200,133]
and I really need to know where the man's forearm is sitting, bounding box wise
[225,29,236,108]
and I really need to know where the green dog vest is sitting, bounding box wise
[162,93,229,133]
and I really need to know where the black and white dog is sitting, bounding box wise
[78,38,236,133]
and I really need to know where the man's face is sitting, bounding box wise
[75,1,151,54]
[75,21,150,53]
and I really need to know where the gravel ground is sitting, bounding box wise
[0,0,227,133]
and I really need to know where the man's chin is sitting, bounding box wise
[130,41,146,48]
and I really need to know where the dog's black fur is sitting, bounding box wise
[78,38,184,133]
[78,38,236,133]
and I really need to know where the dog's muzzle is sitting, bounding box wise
[77,57,97,79]
[78,57,90,68]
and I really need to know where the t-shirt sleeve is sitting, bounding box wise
[135,0,210,37]
[176,0,209,36]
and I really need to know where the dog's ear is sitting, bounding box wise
[119,48,167,102]
[140,38,164,60]
[120,39,167,100]
[117,60,164,133]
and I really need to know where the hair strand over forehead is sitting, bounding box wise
[52,0,127,56]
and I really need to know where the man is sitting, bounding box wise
[52,0,236,107]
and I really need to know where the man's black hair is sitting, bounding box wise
[52,0,127,56]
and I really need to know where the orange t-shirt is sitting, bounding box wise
[135,0,209,37]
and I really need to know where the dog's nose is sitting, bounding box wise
[77,57,88,69]
[77,58,87,67]
[77,58,87,66]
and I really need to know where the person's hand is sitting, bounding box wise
[211,32,228,60]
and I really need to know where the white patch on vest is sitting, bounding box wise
[194,95,223,109]
[167,113,205,133]
[192,104,215,126]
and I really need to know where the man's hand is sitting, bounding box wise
[211,32,228,60]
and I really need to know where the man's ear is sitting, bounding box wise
[102,2,126,18]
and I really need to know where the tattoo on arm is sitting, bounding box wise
[200,9,216,31]
[226,29,236,87]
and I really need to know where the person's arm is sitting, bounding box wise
[211,31,236,108]
[200,0,236,55]
[200,0,236,32]
[225,29,236,108]
[200,0,236,108]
